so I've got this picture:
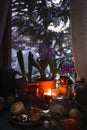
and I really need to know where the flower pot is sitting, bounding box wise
[36,80,56,96]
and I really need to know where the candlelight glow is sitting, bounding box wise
[44,88,52,96]
[58,84,68,96]
[51,88,59,98]
[74,91,76,97]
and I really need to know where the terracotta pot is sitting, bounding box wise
[36,80,56,95]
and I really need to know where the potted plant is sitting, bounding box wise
[15,43,61,96]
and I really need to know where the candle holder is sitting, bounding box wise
[51,88,59,99]
[58,84,69,97]
[53,83,74,101]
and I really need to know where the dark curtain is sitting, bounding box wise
[0,1,17,97]
[0,0,11,66]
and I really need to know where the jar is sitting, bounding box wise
[74,83,87,107]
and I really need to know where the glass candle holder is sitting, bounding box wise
[58,83,74,99]
[51,88,59,99]
[58,84,68,96]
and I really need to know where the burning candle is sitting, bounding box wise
[51,88,59,99]
[36,88,44,100]
[44,88,52,96]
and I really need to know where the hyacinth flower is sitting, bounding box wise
[37,43,53,80]
[38,43,62,80]
[38,43,52,60]
[60,62,75,74]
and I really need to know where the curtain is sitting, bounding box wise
[70,0,87,81]
[0,0,11,66]
[0,0,11,46]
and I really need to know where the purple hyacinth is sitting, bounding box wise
[61,62,75,73]
[38,43,52,60]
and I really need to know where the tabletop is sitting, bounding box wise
[0,110,87,130]
[0,110,63,130]
[0,94,87,130]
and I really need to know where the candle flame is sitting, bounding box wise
[44,88,52,96]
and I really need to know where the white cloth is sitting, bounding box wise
[70,0,87,81]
